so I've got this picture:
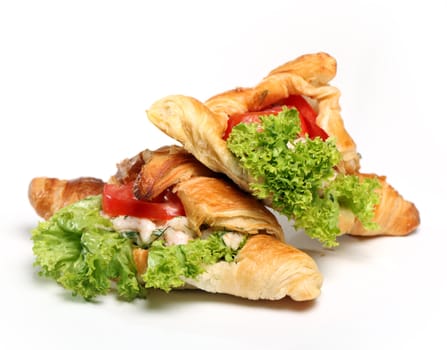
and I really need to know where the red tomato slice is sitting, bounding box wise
[282,95,328,140]
[223,107,285,140]
[102,182,185,220]
[223,106,310,140]
[223,95,327,140]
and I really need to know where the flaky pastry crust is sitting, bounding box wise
[134,145,214,200]
[174,176,284,241]
[133,234,322,301]
[146,54,420,237]
[339,174,420,236]
[147,94,252,192]
[28,177,105,220]
[29,147,321,301]
[205,52,358,173]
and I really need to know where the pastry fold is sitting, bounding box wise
[147,94,251,192]
[175,176,284,239]
[146,54,420,238]
[131,146,283,240]
[134,145,214,201]
[187,234,321,301]
[205,52,358,173]
[134,234,322,301]
[29,146,322,301]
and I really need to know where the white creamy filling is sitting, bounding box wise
[110,215,194,245]
[164,230,191,246]
[110,214,244,249]
[163,217,195,246]
[111,216,157,243]
[222,232,245,250]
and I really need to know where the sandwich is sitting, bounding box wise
[146,52,420,248]
[28,145,322,302]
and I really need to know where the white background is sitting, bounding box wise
[1,1,446,349]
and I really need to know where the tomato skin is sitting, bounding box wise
[223,95,327,140]
[102,182,185,220]
[223,107,282,140]
[282,95,328,140]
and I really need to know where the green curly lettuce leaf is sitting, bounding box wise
[31,195,247,299]
[227,107,380,247]
[142,232,246,292]
[31,196,143,301]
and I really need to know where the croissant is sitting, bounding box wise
[29,177,105,219]
[133,146,284,240]
[147,94,250,192]
[28,146,322,302]
[146,54,420,240]
[134,145,214,201]
[133,234,321,301]
[339,174,420,236]
[205,52,359,173]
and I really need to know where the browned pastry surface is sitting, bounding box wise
[28,177,105,220]
[133,234,322,301]
[110,149,153,185]
[146,54,420,238]
[134,145,214,201]
[28,147,322,301]
[147,95,253,192]
[339,174,420,236]
[205,52,359,173]
[175,176,284,240]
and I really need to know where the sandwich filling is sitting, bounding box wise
[32,194,247,301]
[225,97,380,247]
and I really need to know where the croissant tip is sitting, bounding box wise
[288,273,323,301]
[28,177,45,210]
[404,201,421,236]
[388,200,421,237]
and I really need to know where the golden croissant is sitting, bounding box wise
[146,53,420,245]
[29,177,105,220]
[29,146,322,302]
[205,52,359,174]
